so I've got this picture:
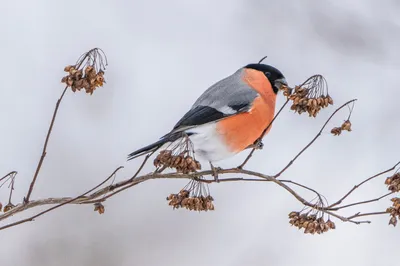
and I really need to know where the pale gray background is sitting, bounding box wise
[1,0,400,265]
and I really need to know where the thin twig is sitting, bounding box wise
[274,99,357,178]
[328,161,400,208]
[7,174,16,204]
[0,167,123,231]
[328,192,394,211]
[24,48,99,203]
[278,179,325,205]
[24,86,69,203]
[347,211,388,220]
[0,171,17,183]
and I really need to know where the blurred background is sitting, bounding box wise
[1,0,400,265]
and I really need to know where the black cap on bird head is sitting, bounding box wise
[244,56,288,94]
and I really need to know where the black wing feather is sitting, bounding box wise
[173,105,227,129]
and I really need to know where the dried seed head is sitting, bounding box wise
[341,120,352,131]
[167,178,214,212]
[85,65,94,75]
[326,219,336,229]
[94,202,105,214]
[280,85,292,97]
[0,202,2,212]
[154,150,201,174]
[385,173,400,192]
[61,48,107,94]
[331,127,342,136]
[287,75,332,117]
[387,197,400,227]
[3,203,15,212]
[389,216,398,227]
[64,65,74,72]
[288,211,335,235]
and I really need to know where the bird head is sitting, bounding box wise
[244,63,288,94]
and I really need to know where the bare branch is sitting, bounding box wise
[24,87,69,203]
[329,192,394,211]
[328,161,400,208]
[0,167,123,231]
[274,99,357,178]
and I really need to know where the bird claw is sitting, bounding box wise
[248,140,264,150]
[210,163,221,183]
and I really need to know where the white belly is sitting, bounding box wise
[185,123,236,162]
[158,123,237,163]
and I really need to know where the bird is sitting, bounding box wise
[127,58,287,176]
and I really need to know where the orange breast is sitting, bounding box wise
[216,68,277,153]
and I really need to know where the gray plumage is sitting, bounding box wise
[128,67,261,161]
[172,68,258,130]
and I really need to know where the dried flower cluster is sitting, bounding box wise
[387,198,400,226]
[60,48,107,95]
[94,202,105,214]
[167,177,215,211]
[331,120,352,136]
[288,86,333,117]
[154,150,201,174]
[61,65,105,95]
[282,75,333,117]
[385,173,400,192]
[288,211,336,234]
[167,190,215,211]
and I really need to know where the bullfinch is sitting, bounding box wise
[128,62,287,169]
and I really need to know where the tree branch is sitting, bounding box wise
[0,167,123,231]
[24,87,69,203]
[274,99,357,178]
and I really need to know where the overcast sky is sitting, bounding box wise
[1,0,400,265]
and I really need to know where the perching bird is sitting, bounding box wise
[128,60,287,172]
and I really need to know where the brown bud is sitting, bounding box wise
[67,77,74,87]
[85,66,94,75]
[94,202,105,214]
[4,203,15,212]
[195,161,201,170]
[64,65,74,72]
[327,95,333,105]
[74,69,83,79]
[341,120,352,131]
[300,98,308,106]
[331,127,342,136]
[74,79,84,90]
[389,216,397,227]
[326,219,336,229]
[312,98,317,108]
[69,68,78,75]
[324,97,329,107]
[166,194,174,200]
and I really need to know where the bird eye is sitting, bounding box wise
[265,72,271,78]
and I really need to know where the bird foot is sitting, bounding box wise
[248,140,264,150]
[210,163,221,183]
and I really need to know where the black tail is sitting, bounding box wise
[127,138,168,161]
